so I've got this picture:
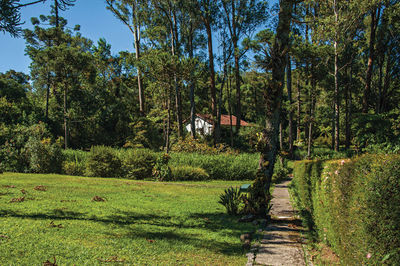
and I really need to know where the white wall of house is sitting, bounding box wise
[185,117,213,135]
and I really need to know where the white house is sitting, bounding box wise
[185,114,251,135]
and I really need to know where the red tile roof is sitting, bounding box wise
[196,114,251,126]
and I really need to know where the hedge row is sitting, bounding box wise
[292,154,400,265]
[62,147,259,181]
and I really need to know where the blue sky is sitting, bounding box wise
[0,1,134,74]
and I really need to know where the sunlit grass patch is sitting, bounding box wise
[0,173,254,265]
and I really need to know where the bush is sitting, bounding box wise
[152,153,172,181]
[292,155,400,265]
[85,146,121,178]
[25,136,64,173]
[170,166,209,181]
[120,149,157,179]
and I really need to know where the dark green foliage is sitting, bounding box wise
[121,149,157,179]
[152,153,172,181]
[352,113,396,150]
[219,187,242,215]
[170,166,209,181]
[85,146,122,178]
[292,155,400,265]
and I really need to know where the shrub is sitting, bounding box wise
[120,149,157,179]
[292,155,400,265]
[85,146,121,178]
[152,153,172,181]
[25,136,64,174]
[219,187,242,215]
[170,166,209,181]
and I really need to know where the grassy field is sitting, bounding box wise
[0,173,255,265]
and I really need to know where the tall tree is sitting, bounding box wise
[221,0,267,134]
[251,0,294,215]
[362,2,382,113]
[195,0,219,144]
[106,0,146,115]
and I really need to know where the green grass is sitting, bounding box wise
[0,173,255,265]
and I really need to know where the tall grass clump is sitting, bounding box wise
[62,149,88,176]
[169,152,258,180]
[292,154,400,265]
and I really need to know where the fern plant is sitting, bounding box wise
[218,187,242,215]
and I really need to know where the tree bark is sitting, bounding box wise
[307,64,316,158]
[132,2,145,115]
[204,20,218,145]
[362,4,381,113]
[296,79,301,142]
[63,83,68,149]
[345,66,352,149]
[258,0,293,192]
[334,0,340,152]
[286,54,293,157]
[170,8,183,138]
[45,72,50,120]
[188,21,196,139]
[382,51,391,113]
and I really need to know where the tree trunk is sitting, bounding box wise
[258,0,293,194]
[234,42,241,134]
[334,0,340,152]
[63,83,68,149]
[376,55,384,114]
[286,54,293,157]
[307,65,316,158]
[165,97,171,153]
[188,22,196,139]
[362,5,381,113]
[132,2,144,115]
[45,73,50,120]
[382,52,391,113]
[345,66,352,149]
[296,79,301,142]
[205,20,218,144]
[170,8,183,138]
[227,69,234,147]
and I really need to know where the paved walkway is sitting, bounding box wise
[246,178,306,266]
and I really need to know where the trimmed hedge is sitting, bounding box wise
[292,154,400,265]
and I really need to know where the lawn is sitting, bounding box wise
[0,173,255,265]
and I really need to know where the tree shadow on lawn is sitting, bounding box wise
[0,209,250,256]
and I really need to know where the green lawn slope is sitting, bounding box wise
[0,173,254,265]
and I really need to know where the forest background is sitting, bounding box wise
[1,0,400,167]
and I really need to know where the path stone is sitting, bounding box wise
[246,178,306,266]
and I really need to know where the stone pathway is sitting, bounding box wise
[246,178,306,266]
